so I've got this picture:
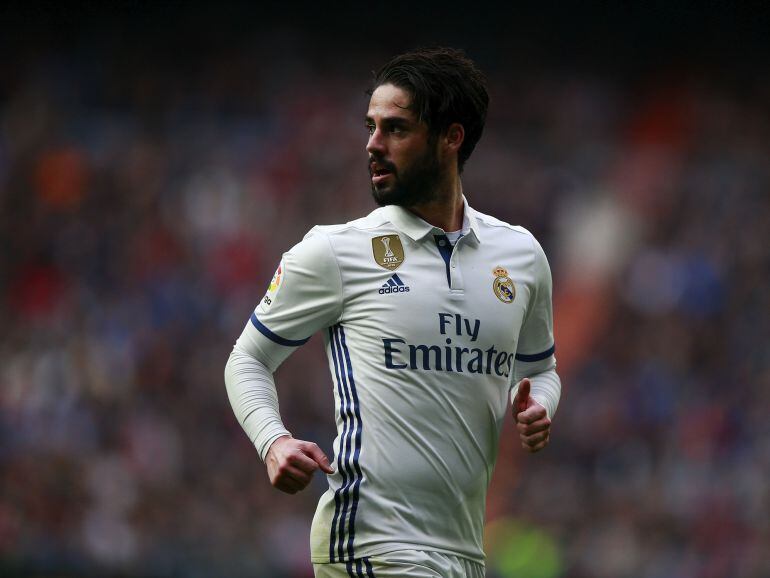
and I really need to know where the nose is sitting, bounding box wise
[366,128,385,156]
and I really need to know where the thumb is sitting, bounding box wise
[514,378,531,415]
[306,444,335,474]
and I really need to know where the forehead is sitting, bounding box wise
[367,84,417,121]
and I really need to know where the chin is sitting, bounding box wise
[371,185,398,207]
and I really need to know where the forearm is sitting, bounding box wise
[224,345,290,461]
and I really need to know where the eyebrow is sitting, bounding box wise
[365,115,413,125]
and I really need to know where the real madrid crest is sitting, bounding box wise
[372,234,405,270]
[492,266,515,304]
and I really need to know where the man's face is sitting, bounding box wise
[366,84,442,207]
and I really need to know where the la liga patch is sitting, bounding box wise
[259,260,284,311]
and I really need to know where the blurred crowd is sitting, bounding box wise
[1,7,769,578]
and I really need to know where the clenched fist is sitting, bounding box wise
[512,378,551,453]
[265,436,335,494]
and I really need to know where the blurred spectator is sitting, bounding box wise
[1,5,769,577]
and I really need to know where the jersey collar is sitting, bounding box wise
[383,195,482,244]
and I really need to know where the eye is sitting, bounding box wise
[366,123,375,135]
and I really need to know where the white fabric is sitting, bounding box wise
[227,196,560,565]
[313,549,485,578]
[224,346,290,461]
[443,230,464,245]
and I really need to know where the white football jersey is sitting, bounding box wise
[234,197,558,564]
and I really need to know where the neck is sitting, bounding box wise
[407,175,464,232]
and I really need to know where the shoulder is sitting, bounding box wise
[306,207,391,240]
[470,205,551,273]
[470,206,539,246]
[302,207,397,258]
[289,207,393,267]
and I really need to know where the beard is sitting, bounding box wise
[369,146,442,208]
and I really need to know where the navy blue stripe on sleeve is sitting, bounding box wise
[515,344,555,362]
[250,313,310,347]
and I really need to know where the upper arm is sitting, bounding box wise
[514,235,556,380]
[235,228,343,372]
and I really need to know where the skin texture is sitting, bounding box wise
[366,83,465,233]
[266,436,334,494]
[265,84,550,494]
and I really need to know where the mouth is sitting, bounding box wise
[370,161,395,185]
[371,169,393,185]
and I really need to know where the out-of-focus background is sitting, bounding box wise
[1,3,769,577]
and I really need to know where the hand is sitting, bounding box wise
[265,436,335,494]
[512,378,551,453]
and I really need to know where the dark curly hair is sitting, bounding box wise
[368,47,489,172]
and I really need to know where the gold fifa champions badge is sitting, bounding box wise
[492,266,515,304]
[372,235,405,270]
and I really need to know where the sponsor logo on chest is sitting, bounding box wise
[378,273,410,294]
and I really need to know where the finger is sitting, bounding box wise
[517,405,547,425]
[274,464,313,488]
[522,429,549,447]
[288,450,321,475]
[301,442,335,474]
[516,417,551,435]
[529,439,550,452]
[521,438,548,453]
[514,378,531,415]
[275,477,303,494]
[522,431,550,453]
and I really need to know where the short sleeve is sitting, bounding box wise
[236,228,343,372]
[514,235,556,379]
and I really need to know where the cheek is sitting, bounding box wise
[392,141,425,169]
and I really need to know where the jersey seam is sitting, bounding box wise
[520,231,539,332]
[317,211,391,235]
[320,230,346,323]
[516,234,555,359]
[472,212,530,236]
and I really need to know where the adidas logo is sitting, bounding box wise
[378,273,410,294]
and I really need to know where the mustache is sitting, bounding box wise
[368,157,397,175]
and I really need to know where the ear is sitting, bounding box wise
[444,122,465,154]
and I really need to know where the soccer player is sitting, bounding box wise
[225,47,561,578]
